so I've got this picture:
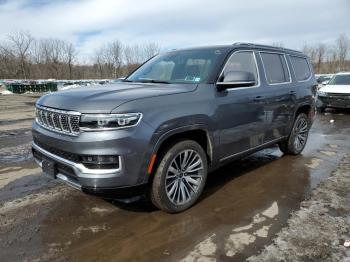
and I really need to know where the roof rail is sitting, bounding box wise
[233,42,303,54]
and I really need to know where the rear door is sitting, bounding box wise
[258,51,294,141]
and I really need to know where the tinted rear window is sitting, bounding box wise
[260,53,290,84]
[290,56,311,81]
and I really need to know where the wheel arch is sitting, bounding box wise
[148,126,214,178]
[294,103,314,121]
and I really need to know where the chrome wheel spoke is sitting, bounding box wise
[169,180,178,200]
[168,166,178,175]
[185,179,196,193]
[185,176,200,186]
[180,183,186,203]
[186,160,202,172]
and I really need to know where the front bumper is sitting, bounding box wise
[318,95,350,108]
[32,120,155,197]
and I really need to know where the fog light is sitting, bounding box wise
[81,155,119,169]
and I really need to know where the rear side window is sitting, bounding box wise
[290,56,311,81]
[260,52,290,84]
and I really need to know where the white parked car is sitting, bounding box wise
[317,72,350,111]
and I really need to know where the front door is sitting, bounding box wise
[215,50,267,161]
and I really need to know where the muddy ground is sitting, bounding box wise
[0,94,349,262]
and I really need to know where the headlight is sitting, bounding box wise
[80,113,142,130]
[317,91,327,97]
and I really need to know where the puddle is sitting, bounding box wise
[0,143,33,163]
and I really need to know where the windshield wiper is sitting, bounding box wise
[138,78,171,84]
[122,79,134,82]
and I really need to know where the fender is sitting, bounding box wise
[140,124,217,182]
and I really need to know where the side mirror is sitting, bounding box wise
[217,71,256,91]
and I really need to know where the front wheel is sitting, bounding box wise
[150,140,208,213]
[279,113,310,155]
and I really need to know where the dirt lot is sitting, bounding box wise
[0,94,350,262]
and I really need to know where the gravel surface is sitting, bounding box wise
[248,155,350,262]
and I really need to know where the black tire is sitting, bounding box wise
[279,113,310,155]
[150,140,208,213]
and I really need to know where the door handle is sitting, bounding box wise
[253,95,265,102]
[290,90,297,95]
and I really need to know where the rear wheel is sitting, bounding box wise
[279,113,310,155]
[150,140,208,213]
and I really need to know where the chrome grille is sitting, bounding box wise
[327,93,350,97]
[36,105,80,136]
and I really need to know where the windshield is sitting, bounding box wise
[328,74,350,85]
[126,49,225,84]
[318,76,332,82]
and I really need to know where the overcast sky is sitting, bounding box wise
[0,0,349,61]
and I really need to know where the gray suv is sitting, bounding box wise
[32,43,317,213]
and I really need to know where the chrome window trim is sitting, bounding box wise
[288,54,313,82]
[259,51,292,85]
[216,50,261,90]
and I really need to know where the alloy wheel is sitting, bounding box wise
[165,149,204,205]
[293,117,308,151]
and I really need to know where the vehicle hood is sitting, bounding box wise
[319,85,350,94]
[37,82,197,113]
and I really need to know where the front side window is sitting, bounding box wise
[126,49,225,84]
[219,51,258,83]
[260,52,290,84]
[328,74,350,85]
[290,56,311,81]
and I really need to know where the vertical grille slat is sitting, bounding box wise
[67,116,73,133]
[61,115,70,132]
[47,112,54,127]
[42,111,48,126]
[35,106,80,136]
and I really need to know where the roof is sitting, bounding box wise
[167,43,304,55]
[233,42,303,55]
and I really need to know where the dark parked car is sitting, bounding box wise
[32,43,317,213]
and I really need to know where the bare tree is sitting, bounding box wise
[108,40,123,78]
[141,43,160,61]
[315,43,326,73]
[93,47,105,78]
[0,44,17,78]
[62,42,76,79]
[302,44,317,65]
[335,34,350,71]
[7,32,34,79]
